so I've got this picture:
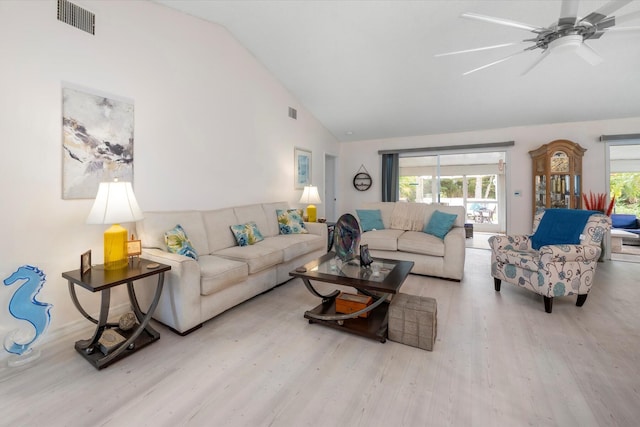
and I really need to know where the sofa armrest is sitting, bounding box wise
[488,234,532,251]
[139,248,202,334]
[539,244,601,263]
[442,227,466,280]
[304,222,328,242]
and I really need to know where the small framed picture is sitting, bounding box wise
[81,250,91,276]
[294,147,312,189]
[127,240,142,257]
[360,244,373,267]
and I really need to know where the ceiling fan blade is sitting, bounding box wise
[576,42,604,65]
[606,25,640,32]
[582,0,633,24]
[559,0,580,26]
[462,50,528,76]
[613,10,640,26]
[461,12,545,32]
[521,50,551,75]
[435,42,523,57]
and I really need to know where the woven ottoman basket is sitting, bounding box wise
[388,293,437,351]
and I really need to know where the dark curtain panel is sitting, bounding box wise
[381,153,399,202]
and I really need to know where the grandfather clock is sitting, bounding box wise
[529,139,586,218]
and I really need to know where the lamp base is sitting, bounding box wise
[104,224,128,270]
[306,204,318,223]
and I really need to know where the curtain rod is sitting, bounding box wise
[599,133,640,142]
[378,141,514,155]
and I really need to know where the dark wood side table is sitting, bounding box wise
[62,258,170,370]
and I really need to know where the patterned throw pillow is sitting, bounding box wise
[277,209,308,235]
[230,222,265,247]
[164,224,198,260]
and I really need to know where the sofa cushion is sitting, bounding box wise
[390,203,429,231]
[360,229,405,251]
[214,244,283,274]
[198,255,248,296]
[398,231,446,257]
[230,222,264,246]
[234,204,270,240]
[202,208,239,253]
[356,209,385,232]
[164,224,199,260]
[260,234,324,262]
[612,214,638,229]
[360,202,397,229]
[493,248,541,272]
[137,211,210,255]
[277,209,308,234]
[262,202,291,237]
[423,210,458,239]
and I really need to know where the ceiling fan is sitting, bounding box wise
[436,0,640,75]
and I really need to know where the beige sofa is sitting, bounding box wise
[355,202,466,281]
[134,202,327,335]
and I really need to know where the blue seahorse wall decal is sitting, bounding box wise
[3,265,53,355]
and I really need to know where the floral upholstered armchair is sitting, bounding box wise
[489,209,611,313]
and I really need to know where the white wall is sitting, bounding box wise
[0,0,338,357]
[338,117,640,234]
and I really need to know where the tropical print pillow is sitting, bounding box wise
[277,209,308,235]
[164,224,198,260]
[230,222,264,247]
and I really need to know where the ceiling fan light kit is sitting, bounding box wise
[439,0,640,75]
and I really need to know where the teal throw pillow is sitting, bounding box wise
[277,209,308,235]
[164,224,198,260]
[356,209,385,232]
[424,210,458,239]
[230,222,264,247]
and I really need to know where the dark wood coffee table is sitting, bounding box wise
[290,252,413,343]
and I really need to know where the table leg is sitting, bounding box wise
[127,272,164,339]
[304,292,389,321]
[74,287,111,354]
[95,272,165,367]
[301,278,340,302]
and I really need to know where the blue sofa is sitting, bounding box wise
[611,214,640,246]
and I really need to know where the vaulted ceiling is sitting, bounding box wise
[154,1,640,142]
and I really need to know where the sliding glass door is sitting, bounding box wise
[608,143,640,261]
[399,151,506,232]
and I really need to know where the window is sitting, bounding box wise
[398,151,506,232]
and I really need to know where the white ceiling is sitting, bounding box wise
[153,1,640,142]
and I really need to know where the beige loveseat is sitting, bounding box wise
[355,202,466,281]
[134,202,327,335]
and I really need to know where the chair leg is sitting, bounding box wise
[494,278,501,292]
[576,294,588,307]
[543,296,553,313]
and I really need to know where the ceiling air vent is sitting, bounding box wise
[288,107,297,120]
[57,0,95,35]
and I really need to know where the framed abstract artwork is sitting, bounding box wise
[294,147,311,189]
[62,86,134,199]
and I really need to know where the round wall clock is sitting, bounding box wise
[353,172,372,191]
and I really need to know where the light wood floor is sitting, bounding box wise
[2,249,639,427]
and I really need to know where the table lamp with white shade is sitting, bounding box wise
[87,180,144,270]
[299,185,322,222]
